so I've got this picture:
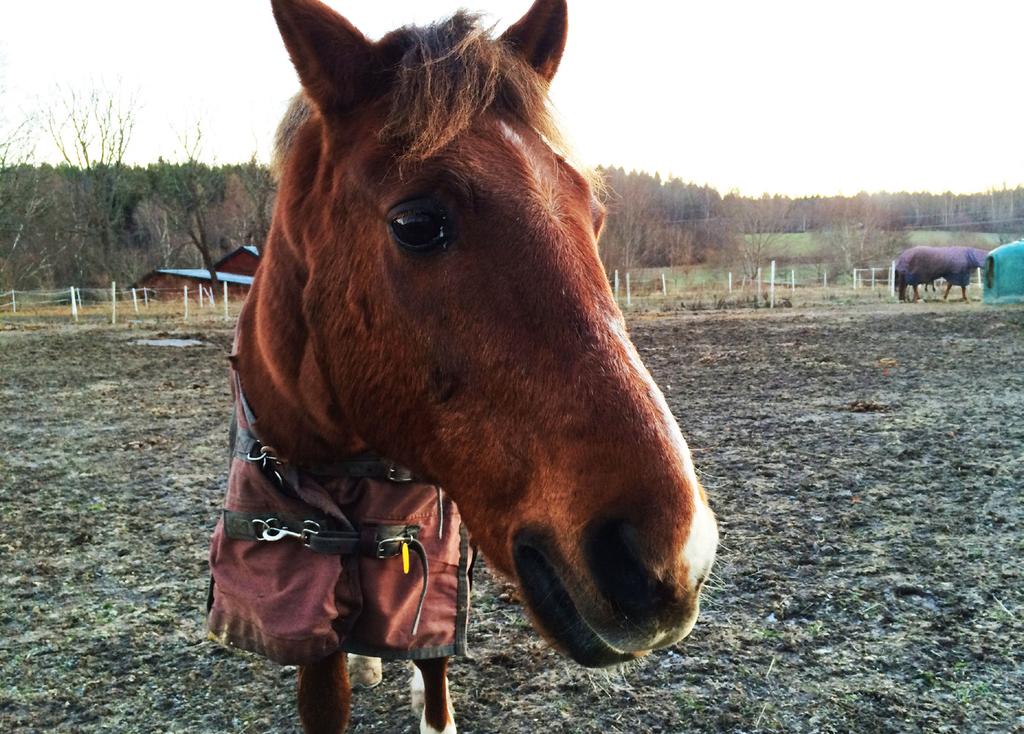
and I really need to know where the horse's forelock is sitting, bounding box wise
[381,13,552,161]
[270,12,598,189]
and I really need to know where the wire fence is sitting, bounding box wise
[0,261,988,325]
[608,259,986,311]
[0,281,243,325]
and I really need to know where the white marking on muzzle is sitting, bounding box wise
[682,491,718,587]
[607,318,718,587]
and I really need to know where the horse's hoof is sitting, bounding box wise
[420,711,458,734]
[348,654,383,689]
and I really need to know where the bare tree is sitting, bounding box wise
[0,71,55,289]
[149,123,228,288]
[136,198,182,266]
[601,171,656,270]
[814,196,908,279]
[47,86,134,170]
[45,83,141,282]
[725,193,791,278]
[234,154,276,248]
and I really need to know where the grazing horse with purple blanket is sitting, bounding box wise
[895,246,989,302]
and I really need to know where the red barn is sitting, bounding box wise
[215,245,261,277]
[134,270,254,300]
[134,246,261,300]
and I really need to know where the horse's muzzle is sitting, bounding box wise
[512,525,708,668]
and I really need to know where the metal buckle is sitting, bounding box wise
[374,526,418,558]
[375,536,403,558]
[386,464,414,482]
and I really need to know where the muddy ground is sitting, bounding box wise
[1,302,1022,733]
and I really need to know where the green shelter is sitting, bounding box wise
[983,241,1024,305]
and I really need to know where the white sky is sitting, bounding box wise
[1,0,1022,196]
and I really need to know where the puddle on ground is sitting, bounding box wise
[134,338,206,348]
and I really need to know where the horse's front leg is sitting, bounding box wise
[961,285,969,302]
[411,657,456,734]
[298,651,351,734]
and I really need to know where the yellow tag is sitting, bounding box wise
[402,542,410,574]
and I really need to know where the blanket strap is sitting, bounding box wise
[222,511,431,634]
[222,510,360,555]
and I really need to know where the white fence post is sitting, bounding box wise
[111,282,117,325]
[769,260,776,308]
[890,261,897,298]
[977,267,983,290]
[790,269,795,293]
[10,290,16,314]
[756,267,762,300]
[223,281,229,320]
[70,287,78,322]
[870,267,877,289]
[661,272,667,296]
[131,288,139,314]
[728,272,733,293]
[199,284,205,309]
[823,271,828,290]
[143,288,149,307]
[613,270,620,300]
[184,286,189,321]
[76,287,83,311]
[625,272,632,307]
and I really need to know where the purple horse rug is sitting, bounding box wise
[895,246,988,287]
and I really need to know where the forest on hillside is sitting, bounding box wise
[2,91,1022,290]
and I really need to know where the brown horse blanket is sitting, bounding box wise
[895,246,988,287]
[207,381,472,665]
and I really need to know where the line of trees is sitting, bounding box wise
[598,167,1024,278]
[1,85,274,291]
[3,87,1023,291]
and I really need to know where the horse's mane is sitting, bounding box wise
[272,12,583,182]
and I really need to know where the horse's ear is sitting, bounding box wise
[500,0,568,83]
[270,0,379,114]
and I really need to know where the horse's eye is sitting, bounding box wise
[388,200,451,253]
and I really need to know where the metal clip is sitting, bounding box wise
[252,518,302,542]
[245,443,275,465]
[244,442,291,491]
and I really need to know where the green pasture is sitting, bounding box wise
[906,231,1004,246]
[742,230,1010,261]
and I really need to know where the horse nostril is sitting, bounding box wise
[585,519,665,624]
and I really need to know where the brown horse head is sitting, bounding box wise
[241,0,718,667]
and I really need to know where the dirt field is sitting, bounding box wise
[2,302,1022,733]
